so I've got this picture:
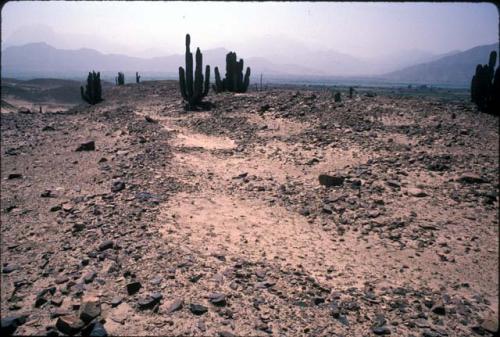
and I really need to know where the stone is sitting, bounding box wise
[55,275,69,284]
[75,141,95,152]
[84,271,97,284]
[111,297,122,307]
[56,315,85,335]
[138,296,161,310]
[111,181,125,193]
[190,303,208,315]
[372,326,391,335]
[431,303,446,315]
[2,265,17,273]
[73,223,85,232]
[408,188,427,197]
[208,293,227,306]
[89,322,107,337]
[457,174,488,184]
[1,315,27,335]
[35,296,48,308]
[165,299,183,314]
[480,312,498,333]
[50,205,62,212]
[126,281,142,295]
[98,240,114,251]
[79,297,101,323]
[318,174,344,187]
[7,173,22,180]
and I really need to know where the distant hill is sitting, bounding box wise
[2,42,497,86]
[1,42,322,80]
[381,43,498,85]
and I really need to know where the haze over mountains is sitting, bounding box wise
[2,40,497,87]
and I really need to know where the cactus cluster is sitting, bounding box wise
[136,72,141,83]
[116,72,125,85]
[178,34,210,110]
[80,71,103,105]
[213,52,251,93]
[471,50,499,115]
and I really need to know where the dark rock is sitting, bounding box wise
[75,141,95,152]
[89,322,108,337]
[260,104,271,112]
[189,274,203,283]
[138,293,162,310]
[98,240,114,251]
[73,223,85,232]
[35,296,48,308]
[2,265,17,273]
[145,116,157,123]
[431,303,446,315]
[457,174,488,184]
[208,293,227,306]
[166,299,183,314]
[318,174,344,187]
[7,173,22,180]
[41,190,53,198]
[42,125,56,131]
[313,297,325,305]
[111,181,125,193]
[190,303,208,315]
[79,297,101,323]
[126,281,142,295]
[56,315,85,335]
[372,326,391,335]
[1,315,27,336]
[50,205,62,212]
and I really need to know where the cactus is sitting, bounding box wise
[471,50,499,115]
[178,34,210,110]
[80,71,103,105]
[136,72,141,83]
[213,52,251,93]
[117,72,125,85]
[349,87,354,99]
[334,92,341,102]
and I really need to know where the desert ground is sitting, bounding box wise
[1,80,498,336]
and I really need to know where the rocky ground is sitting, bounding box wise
[1,80,498,336]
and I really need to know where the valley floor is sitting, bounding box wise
[1,81,498,336]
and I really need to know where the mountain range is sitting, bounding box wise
[1,42,498,86]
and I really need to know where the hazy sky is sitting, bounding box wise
[1,1,498,58]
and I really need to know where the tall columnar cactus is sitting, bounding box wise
[136,72,141,83]
[116,72,125,85]
[80,71,103,105]
[178,34,210,110]
[471,50,499,115]
[213,52,251,93]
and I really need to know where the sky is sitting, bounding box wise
[1,1,498,59]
